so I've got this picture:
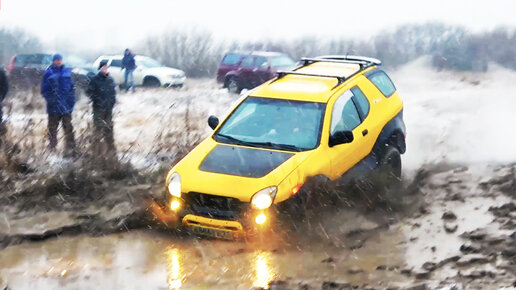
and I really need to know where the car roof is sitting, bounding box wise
[224,51,286,58]
[252,61,375,103]
[95,55,152,61]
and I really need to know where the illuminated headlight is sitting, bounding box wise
[167,173,181,198]
[251,186,277,210]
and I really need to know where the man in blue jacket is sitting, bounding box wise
[121,48,136,92]
[41,54,76,156]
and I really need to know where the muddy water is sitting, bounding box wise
[0,228,412,289]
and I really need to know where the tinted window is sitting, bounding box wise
[222,53,243,65]
[255,57,267,68]
[351,87,370,120]
[240,56,254,68]
[270,55,295,68]
[368,71,396,97]
[331,90,361,134]
[16,54,52,66]
[110,59,122,67]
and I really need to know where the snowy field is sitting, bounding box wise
[0,58,515,289]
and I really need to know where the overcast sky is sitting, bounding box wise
[0,0,515,52]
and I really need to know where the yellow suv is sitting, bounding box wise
[162,56,406,239]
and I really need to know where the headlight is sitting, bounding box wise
[167,173,181,198]
[251,186,277,210]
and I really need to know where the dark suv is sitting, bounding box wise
[7,53,92,92]
[217,51,295,94]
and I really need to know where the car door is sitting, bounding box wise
[132,60,145,86]
[327,87,373,178]
[237,56,255,89]
[254,56,274,86]
[107,58,124,85]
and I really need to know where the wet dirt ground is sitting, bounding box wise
[1,62,516,289]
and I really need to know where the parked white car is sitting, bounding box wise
[92,55,186,88]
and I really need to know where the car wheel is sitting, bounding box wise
[227,77,241,94]
[143,77,161,88]
[380,146,402,181]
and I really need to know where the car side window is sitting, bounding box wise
[351,87,370,120]
[255,57,267,68]
[240,56,254,68]
[110,59,122,67]
[330,90,361,135]
[221,54,242,65]
[367,70,396,97]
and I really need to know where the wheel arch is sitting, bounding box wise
[371,110,406,161]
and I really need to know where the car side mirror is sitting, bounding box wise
[208,115,219,130]
[329,130,354,147]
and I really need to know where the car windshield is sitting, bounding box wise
[63,55,87,68]
[270,56,295,68]
[214,97,325,151]
[138,57,163,68]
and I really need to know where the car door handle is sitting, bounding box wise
[362,129,368,136]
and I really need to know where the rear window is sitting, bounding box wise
[367,70,396,97]
[110,59,122,67]
[221,53,243,65]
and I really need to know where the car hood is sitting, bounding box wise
[143,66,184,76]
[168,138,313,202]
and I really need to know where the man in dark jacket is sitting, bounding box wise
[0,67,8,137]
[121,48,136,92]
[41,54,76,156]
[86,61,117,155]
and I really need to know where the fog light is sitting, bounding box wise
[170,199,181,211]
[255,213,267,225]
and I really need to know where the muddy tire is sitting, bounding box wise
[373,145,403,205]
[143,77,161,88]
[227,77,241,94]
[380,145,402,182]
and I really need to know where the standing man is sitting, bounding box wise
[0,67,8,138]
[121,48,136,92]
[86,61,117,156]
[41,54,77,157]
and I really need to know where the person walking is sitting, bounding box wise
[121,48,136,92]
[0,67,8,138]
[86,61,117,156]
[41,54,77,157]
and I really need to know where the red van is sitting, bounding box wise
[217,51,295,94]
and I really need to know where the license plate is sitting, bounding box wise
[189,225,233,239]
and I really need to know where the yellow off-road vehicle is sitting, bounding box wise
[161,55,406,239]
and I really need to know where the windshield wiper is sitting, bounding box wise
[214,133,260,148]
[215,134,303,152]
[241,141,304,152]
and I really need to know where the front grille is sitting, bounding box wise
[184,192,248,220]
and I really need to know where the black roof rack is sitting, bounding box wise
[275,71,346,89]
[299,55,382,69]
[271,55,381,89]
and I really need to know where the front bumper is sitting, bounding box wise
[163,76,186,87]
[162,192,275,238]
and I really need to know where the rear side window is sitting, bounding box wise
[240,56,254,68]
[110,59,122,67]
[221,54,242,65]
[351,87,370,120]
[367,71,396,97]
[255,57,268,68]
